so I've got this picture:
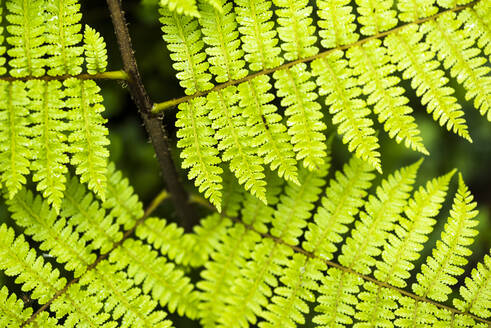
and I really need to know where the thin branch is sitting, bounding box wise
[0,70,129,82]
[151,0,479,113]
[21,189,170,327]
[106,0,198,231]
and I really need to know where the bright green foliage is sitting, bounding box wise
[413,174,479,302]
[0,6,7,76]
[84,25,108,74]
[303,156,375,260]
[347,39,427,154]
[317,0,358,49]
[208,87,266,203]
[423,12,491,120]
[374,170,455,288]
[273,0,318,61]
[160,0,200,17]
[356,0,398,35]
[238,75,298,184]
[234,0,283,71]
[312,51,381,172]
[28,80,68,212]
[453,252,491,318]
[338,159,421,274]
[459,1,491,57]
[160,7,213,95]
[65,78,109,200]
[0,82,30,199]
[385,25,471,142]
[45,0,84,76]
[6,0,46,77]
[176,96,223,211]
[273,64,327,170]
[198,0,247,82]
[397,0,438,22]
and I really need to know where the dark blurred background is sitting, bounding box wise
[0,1,489,327]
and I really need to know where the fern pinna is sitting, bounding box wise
[154,0,491,210]
[0,0,110,211]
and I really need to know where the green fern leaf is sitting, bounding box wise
[423,12,491,121]
[0,224,67,304]
[273,0,318,60]
[160,7,213,95]
[176,96,223,210]
[385,24,471,141]
[27,80,69,212]
[234,0,283,71]
[303,156,375,260]
[374,170,455,288]
[0,286,33,327]
[339,159,422,275]
[6,0,46,77]
[412,174,479,302]
[397,0,438,22]
[160,0,200,17]
[208,87,267,203]
[0,5,7,76]
[312,51,381,172]
[453,251,491,318]
[45,0,84,76]
[198,0,247,82]
[0,82,31,199]
[8,189,96,277]
[459,2,491,57]
[356,0,398,35]
[238,75,299,184]
[273,63,328,171]
[65,78,109,200]
[346,40,427,154]
[317,0,358,48]
[84,25,108,74]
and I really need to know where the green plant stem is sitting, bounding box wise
[106,0,198,231]
[0,70,129,81]
[151,0,479,113]
[21,189,171,327]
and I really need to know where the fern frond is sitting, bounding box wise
[0,224,66,304]
[208,87,267,203]
[312,51,381,172]
[346,40,427,154]
[412,173,479,302]
[65,78,109,200]
[0,81,31,199]
[303,156,375,260]
[103,162,144,230]
[84,25,108,74]
[27,80,69,212]
[160,7,212,95]
[317,0,358,49]
[109,238,200,318]
[385,25,471,141]
[198,0,247,82]
[7,189,96,277]
[0,6,7,76]
[6,0,46,77]
[234,0,283,71]
[45,0,84,76]
[423,12,491,121]
[273,0,318,61]
[176,96,223,210]
[0,286,32,328]
[453,251,491,318]
[238,75,298,184]
[61,175,121,254]
[459,2,491,56]
[397,0,438,22]
[374,170,455,288]
[273,63,327,171]
[339,159,422,275]
[160,0,200,17]
[356,0,398,36]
